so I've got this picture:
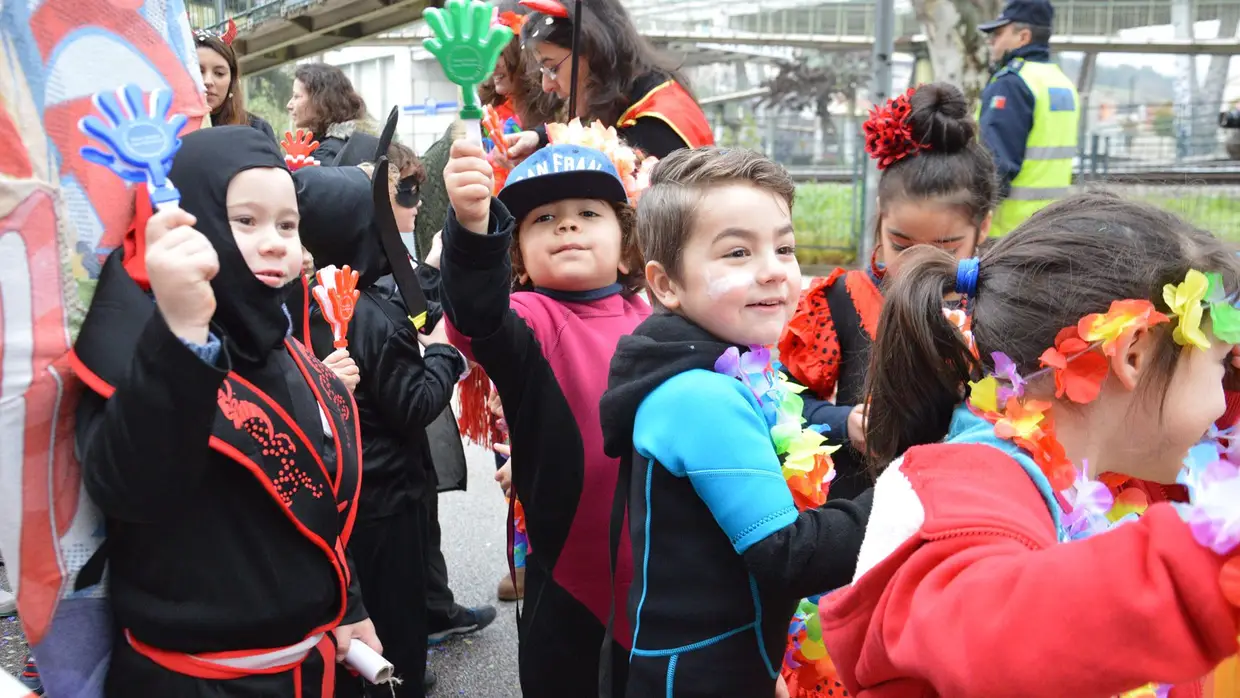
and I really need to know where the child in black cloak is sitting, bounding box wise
[294,163,466,697]
[70,126,381,698]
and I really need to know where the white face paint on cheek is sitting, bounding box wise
[704,268,756,300]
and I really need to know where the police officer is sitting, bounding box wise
[978,0,1080,236]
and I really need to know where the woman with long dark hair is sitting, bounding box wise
[286,63,375,165]
[479,1,563,128]
[194,21,277,141]
[505,0,714,159]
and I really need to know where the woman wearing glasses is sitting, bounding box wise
[505,0,714,160]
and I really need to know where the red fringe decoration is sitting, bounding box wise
[862,87,927,170]
[458,364,495,448]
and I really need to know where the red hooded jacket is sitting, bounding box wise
[818,442,1240,698]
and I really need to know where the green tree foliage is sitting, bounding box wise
[762,51,867,152]
[243,65,295,132]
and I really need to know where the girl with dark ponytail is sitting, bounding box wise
[780,82,995,504]
[778,82,996,698]
[819,194,1240,696]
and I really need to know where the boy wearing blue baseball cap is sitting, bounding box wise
[439,133,652,697]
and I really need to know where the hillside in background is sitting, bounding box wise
[1058,55,1175,103]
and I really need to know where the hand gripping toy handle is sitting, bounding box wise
[313,265,360,348]
[451,117,484,145]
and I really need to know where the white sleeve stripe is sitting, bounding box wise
[853,458,925,582]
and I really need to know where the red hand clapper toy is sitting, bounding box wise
[482,105,510,158]
[282,129,321,171]
[313,265,360,348]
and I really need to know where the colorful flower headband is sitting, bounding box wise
[962,266,1240,697]
[545,118,659,203]
[968,268,1240,488]
[863,87,928,170]
[193,18,238,46]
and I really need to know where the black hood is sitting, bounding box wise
[170,126,291,366]
[599,312,737,458]
[294,166,390,289]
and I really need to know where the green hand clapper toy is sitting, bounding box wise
[423,0,512,140]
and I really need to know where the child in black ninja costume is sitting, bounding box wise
[71,126,380,697]
[295,158,466,697]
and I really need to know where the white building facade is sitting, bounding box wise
[318,31,463,154]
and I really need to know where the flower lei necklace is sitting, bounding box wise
[966,269,1240,697]
[714,346,838,511]
[715,346,844,696]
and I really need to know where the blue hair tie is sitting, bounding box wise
[955,257,980,298]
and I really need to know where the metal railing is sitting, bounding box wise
[187,0,286,32]
[195,0,1240,41]
[632,0,1240,40]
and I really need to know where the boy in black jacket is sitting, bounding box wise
[295,164,466,697]
[598,147,874,698]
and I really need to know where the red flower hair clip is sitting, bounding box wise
[863,87,927,170]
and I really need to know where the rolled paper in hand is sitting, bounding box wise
[344,639,395,684]
[312,265,360,348]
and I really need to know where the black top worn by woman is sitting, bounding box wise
[71,127,365,698]
[246,112,277,142]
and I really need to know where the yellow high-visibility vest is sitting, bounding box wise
[980,59,1080,237]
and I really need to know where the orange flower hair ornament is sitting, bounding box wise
[493,9,529,32]
[863,87,928,170]
[281,129,321,171]
[545,118,658,203]
[312,265,360,348]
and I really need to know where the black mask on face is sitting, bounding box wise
[168,126,293,365]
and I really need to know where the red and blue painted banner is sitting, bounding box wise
[0,0,206,694]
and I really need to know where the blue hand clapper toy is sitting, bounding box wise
[79,84,187,209]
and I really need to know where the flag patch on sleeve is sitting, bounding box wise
[990,96,1007,110]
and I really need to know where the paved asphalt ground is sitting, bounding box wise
[1,443,523,696]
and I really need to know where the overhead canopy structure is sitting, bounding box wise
[189,0,439,74]
[201,0,1240,74]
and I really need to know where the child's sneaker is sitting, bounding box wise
[427,604,497,645]
[20,655,45,695]
[0,587,15,616]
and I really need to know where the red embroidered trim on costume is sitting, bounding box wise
[217,382,324,503]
